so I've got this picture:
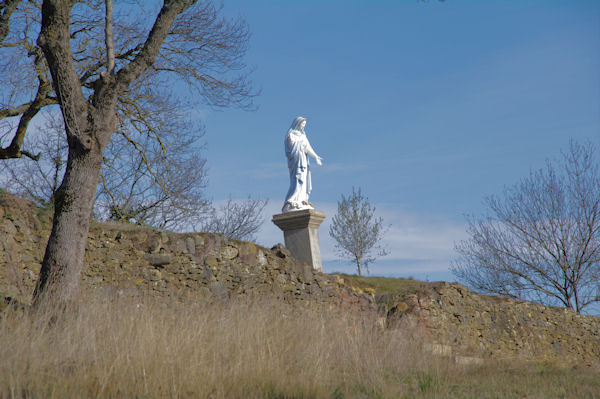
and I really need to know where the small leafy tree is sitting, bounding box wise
[329,187,388,276]
[451,140,600,313]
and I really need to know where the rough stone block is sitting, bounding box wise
[145,253,171,266]
[204,256,218,268]
[194,235,205,247]
[256,250,268,266]
[185,237,196,254]
[220,246,239,260]
[176,239,187,253]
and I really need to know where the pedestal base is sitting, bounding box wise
[272,209,326,271]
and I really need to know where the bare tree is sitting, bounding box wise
[200,196,267,242]
[0,0,254,305]
[0,110,268,235]
[97,92,210,229]
[100,129,209,230]
[1,110,66,205]
[452,141,600,313]
[1,108,210,230]
[329,187,388,276]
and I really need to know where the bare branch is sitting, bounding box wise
[0,100,46,120]
[19,149,41,160]
[0,39,22,47]
[200,197,268,241]
[103,0,114,74]
[114,0,196,92]
[0,0,21,42]
[0,48,53,159]
[79,43,143,84]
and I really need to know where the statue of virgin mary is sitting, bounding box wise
[282,116,323,213]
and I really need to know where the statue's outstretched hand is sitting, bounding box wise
[316,156,323,166]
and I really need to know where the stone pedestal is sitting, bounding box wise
[272,209,326,271]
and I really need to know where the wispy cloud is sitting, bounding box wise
[253,201,467,277]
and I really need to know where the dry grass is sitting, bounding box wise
[0,294,598,399]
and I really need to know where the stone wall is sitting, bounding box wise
[0,193,373,312]
[381,282,600,366]
[1,192,599,366]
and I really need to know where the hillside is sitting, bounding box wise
[1,192,599,367]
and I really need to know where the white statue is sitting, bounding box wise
[282,116,323,212]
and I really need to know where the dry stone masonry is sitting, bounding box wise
[380,282,600,366]
[1,192,599,366]
[0,193,372,311]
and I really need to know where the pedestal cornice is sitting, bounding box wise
[272,209,326,230]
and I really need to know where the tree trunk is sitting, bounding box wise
[357,258,362,277]
[31,0,195,306]
[33,137,105,304]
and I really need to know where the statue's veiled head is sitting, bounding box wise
[289,116,306,132]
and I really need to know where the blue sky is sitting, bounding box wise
[196,0,599,281]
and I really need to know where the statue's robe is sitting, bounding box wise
[283,129,312,211]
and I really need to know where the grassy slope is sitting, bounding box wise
[333,273,436,297]
[1,294,598,399]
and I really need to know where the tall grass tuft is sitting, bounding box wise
[0,295,423,398]
[1,294,598,398]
